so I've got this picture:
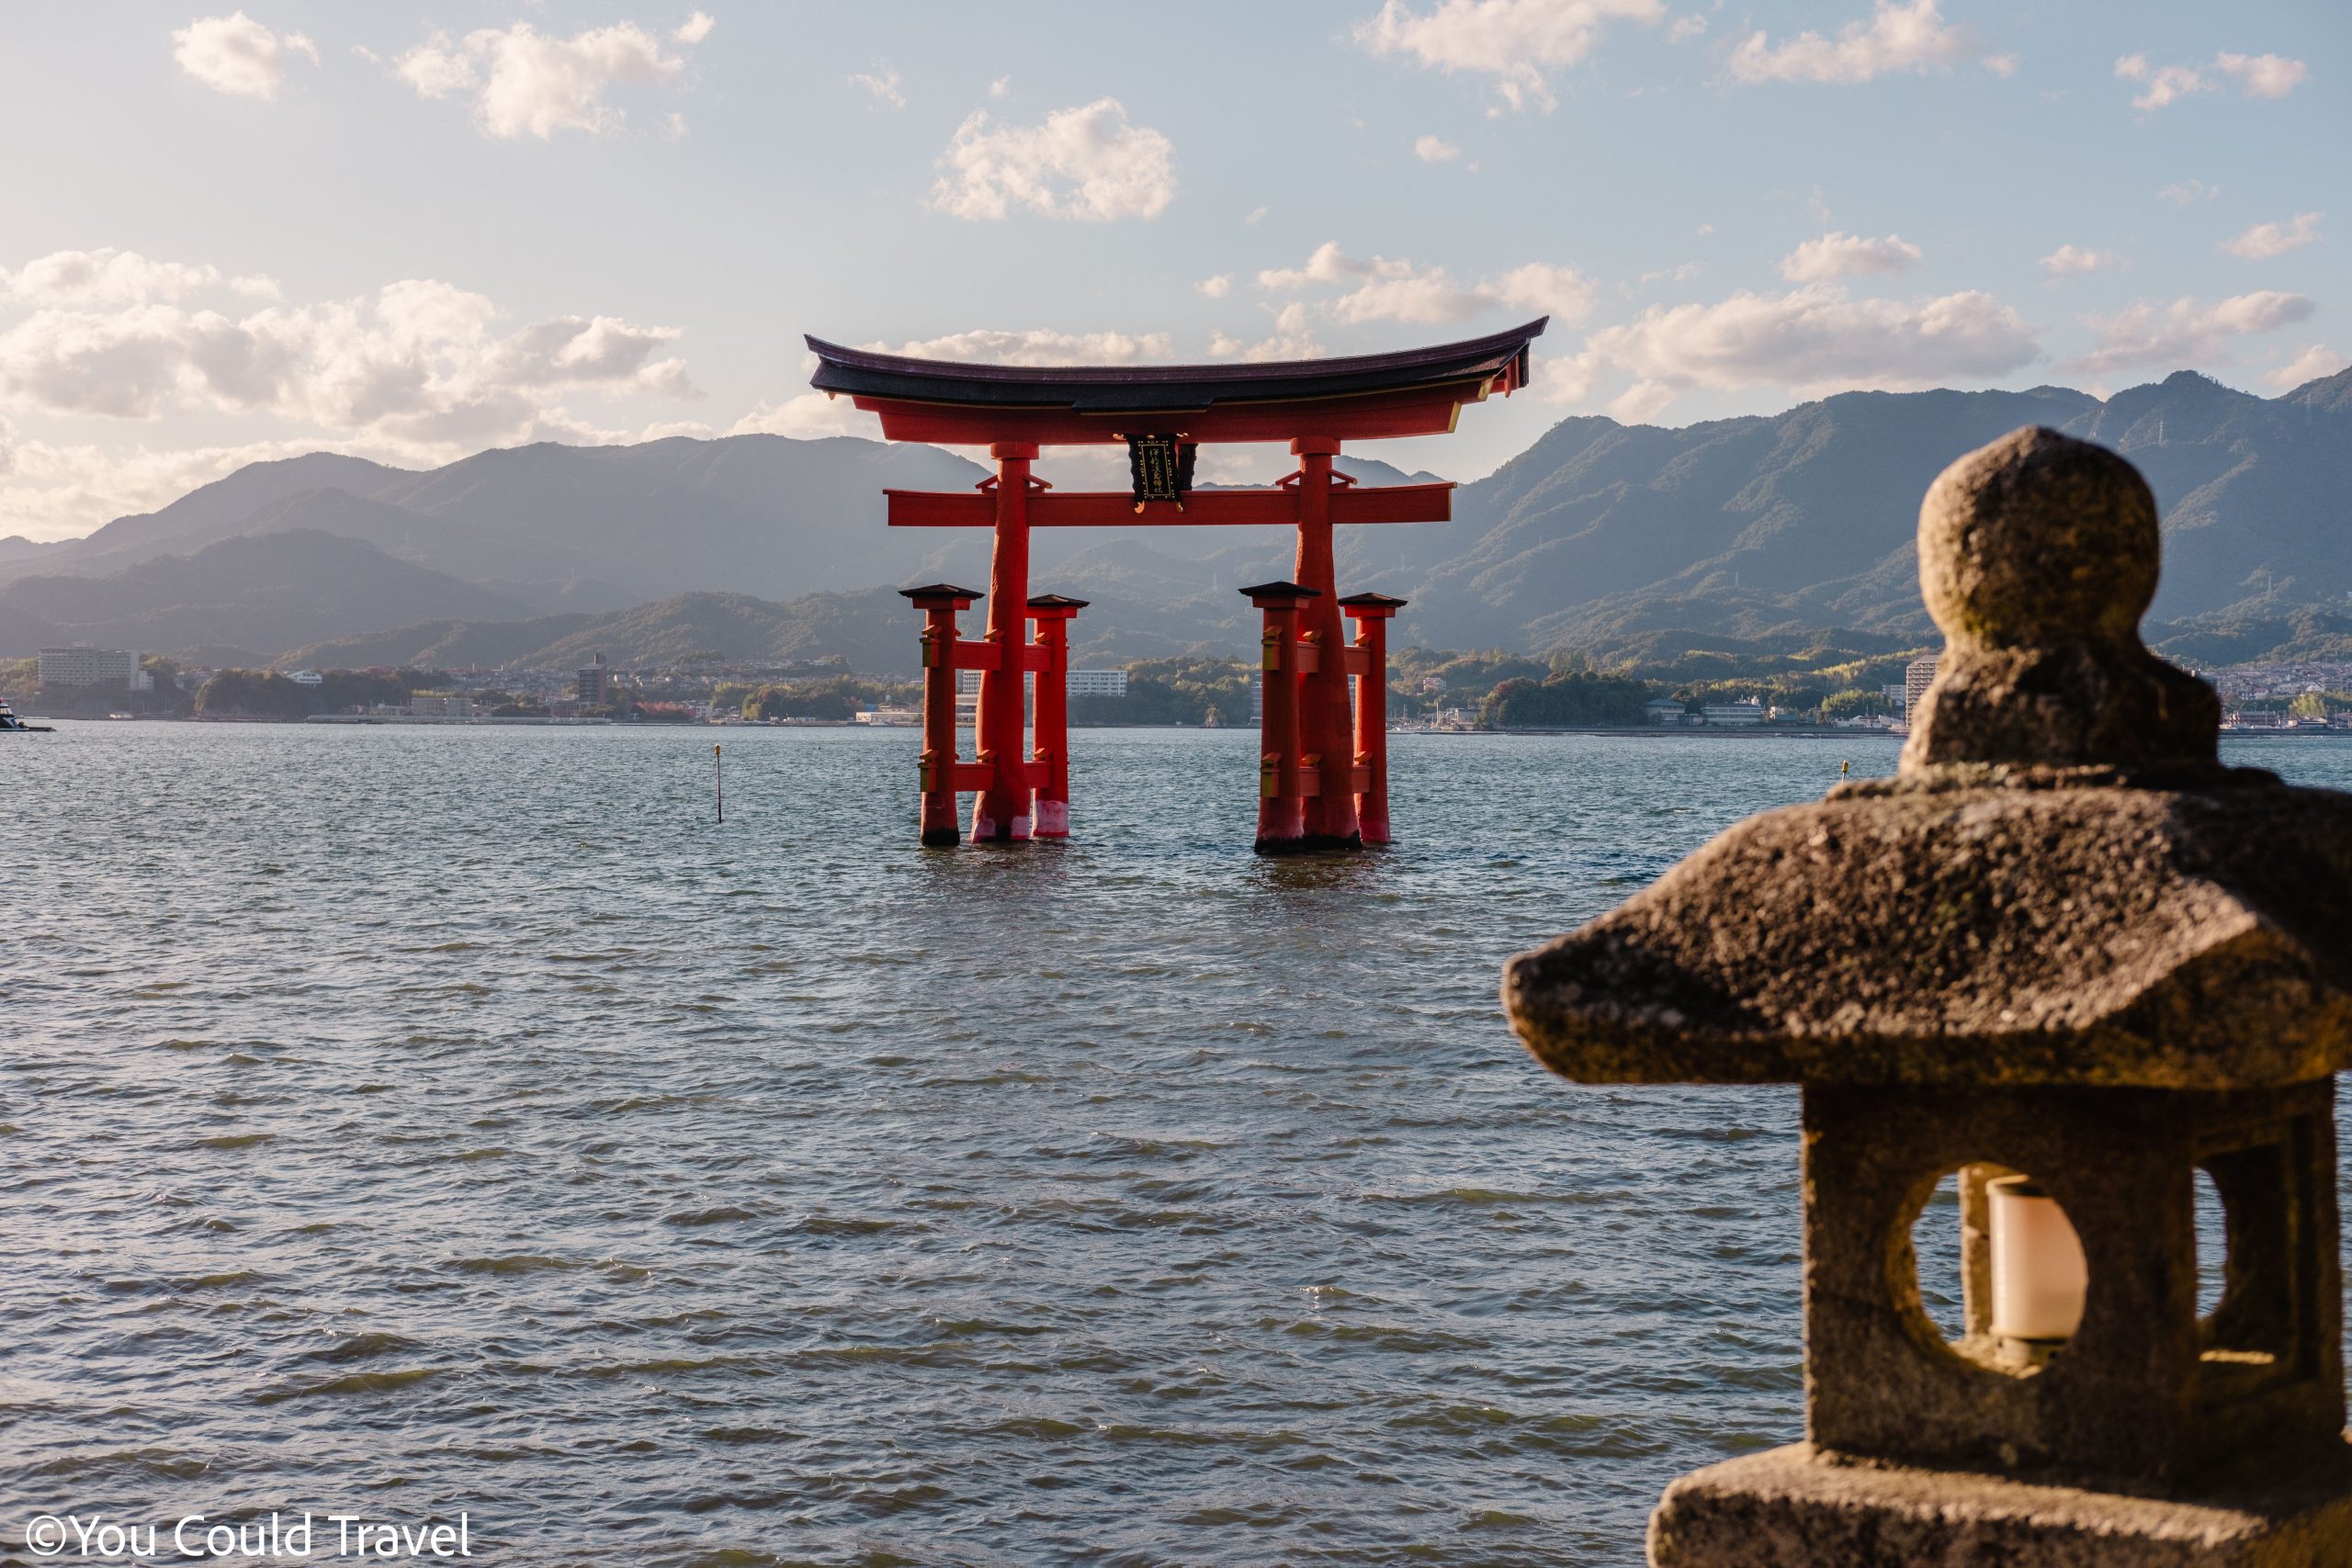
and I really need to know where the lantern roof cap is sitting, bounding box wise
[1503,427,2352,1090]
[898,582,983,602]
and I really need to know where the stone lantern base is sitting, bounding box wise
[1650,1442,2352,1567]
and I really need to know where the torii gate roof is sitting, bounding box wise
[805,319,1546,446]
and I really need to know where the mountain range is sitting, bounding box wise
[6,366,2347,673]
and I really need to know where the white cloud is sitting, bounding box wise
[674,12,716,45]
[1573,283,2040,415]
[729,393,878,441]
[1494,261,1599,322]
[1980,52,2018,78]
[1415,134,1463,163]
[2040,244,2122,278]
[2158,179,2220,206]
[1256,243,1596,329]
[1244,205,1269,226]
[1729,0,1970,85]
[1196,274,1232,299]
[930,99,1176,222]
[852,66,905,109]
[1778,231,1922,282]
[391,19,705,139]
[0,431,381,543]
[989,74,1012,98]
[1638,261,1703,284]
[1668,15,1706,43]
[863,329,1173,366]
[2074,290,2315,374]
[0,248,256,307]
[1355,0,1668,113]
[0,272,696,443]
[1219,303,1327,364]
[2116,50,2307,113]
[2222,212,2322,260]
[2216,51,2308,99]
[2263,344,2348,391]
[173,12,317,99]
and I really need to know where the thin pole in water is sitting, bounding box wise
[714,743,723,824]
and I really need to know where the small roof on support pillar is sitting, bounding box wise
[806,321,1547,446]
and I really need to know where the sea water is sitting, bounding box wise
[7,726,2348,1566]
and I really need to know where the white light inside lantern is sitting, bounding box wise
[1988,1175,2087,1342]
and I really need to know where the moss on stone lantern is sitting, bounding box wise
[1505,427,2352,1566]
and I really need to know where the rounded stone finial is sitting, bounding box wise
[1903,426,2219,774]
[1918,427,2159,650]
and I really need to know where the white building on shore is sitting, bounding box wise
[39,646,150,690]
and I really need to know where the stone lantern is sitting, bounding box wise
[1504,427,2352,1565]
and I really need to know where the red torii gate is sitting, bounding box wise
[806,319,1546,853]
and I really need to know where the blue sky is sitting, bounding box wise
[0,1,2344,538]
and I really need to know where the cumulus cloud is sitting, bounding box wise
[864,329,1174,366]
[392,18,706,139]
[1668,15,1706,43]
[1729,0,1972,85]
[729,393,877,441]
[0,432,375,543]
[852,66,905,108]
[1196,274,1232,299]
[2216,51,2309,98]
[1209,303,1328,364]
[2262,344,2349,391]
[931,99,1176,222]
[2158,179,2221,206]
[2040,244,2123,278]
[2115,50,2307,113]
[1568,283,2040,416]
[1778,231,1922,282]
[1493,262,1599,322]
[1415,134,1463,163]
[1355,0,1667,113]
[2073,291,2315,374]
[0,269,696,446]
[1254,243,1596,330]
[173,12,317,98]
[0,248,278,307]
[2222,212,2322,260]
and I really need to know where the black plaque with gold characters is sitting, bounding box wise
[1125,434,1197,511]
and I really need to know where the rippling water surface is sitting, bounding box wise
[8,725,2351,1566]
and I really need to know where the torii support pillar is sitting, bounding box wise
[1289,437,1363,851]
[974,442,1042,842]
[1245,581,1317,853]
[1027,593,1087,840]
[1340,592,1407,847]
[902,582,984,847]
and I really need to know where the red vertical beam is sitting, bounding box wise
[1243,581,1316,852]
[1027,593,1086,839]
[900,583,983,847]
[973,443,1037,841]
[1341,592,1406,847]
[1291,437,1362,850]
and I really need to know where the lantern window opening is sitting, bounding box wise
[1899,1158,2090,1381]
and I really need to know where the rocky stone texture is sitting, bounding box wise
[1905,427,2220,773]
[1650,1444,2352,1568]
[1502,779,2352,1089]
[1500,426,2352,1564]
[1501,428,2352,1090]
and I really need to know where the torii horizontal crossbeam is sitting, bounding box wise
[884,482,1453,528]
